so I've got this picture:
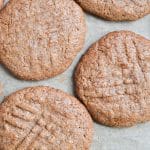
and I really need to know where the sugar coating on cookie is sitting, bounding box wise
[75,31,150,127]
[0,0,86,80]
[76,0,150,21]
[0,86,93,149]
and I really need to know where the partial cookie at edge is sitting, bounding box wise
[76,0,150,21]
[0,86,93,150]
[0,0,3,9]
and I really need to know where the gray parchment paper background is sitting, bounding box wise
[0,1,150,150]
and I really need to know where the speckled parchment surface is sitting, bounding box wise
[0,1,150,150]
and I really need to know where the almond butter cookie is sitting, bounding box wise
[75,31,150,127]
[76,0,150,21]
[0,0,86,80]
[0,86,93,149]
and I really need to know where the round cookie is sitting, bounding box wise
[75,31,150,127]
[0,86,93,149]
[0,0,86,80]
[76,0,150,21]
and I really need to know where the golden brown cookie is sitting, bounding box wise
[76,0,150,21]
[75,31,150,127]
[0,0,86,80]
[0,86,93,150]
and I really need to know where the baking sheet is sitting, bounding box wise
[0,1,150,150]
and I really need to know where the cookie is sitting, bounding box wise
[76,0,150,21]
[75,31,150,127]
[0,86,93,149]
[0,0,86,80]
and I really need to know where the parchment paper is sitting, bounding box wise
[0,1,150,150]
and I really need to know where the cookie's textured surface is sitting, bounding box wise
[76,0,150,21]
[0,86,93,150]
[75,31,150,127]
[0,0,86,80]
